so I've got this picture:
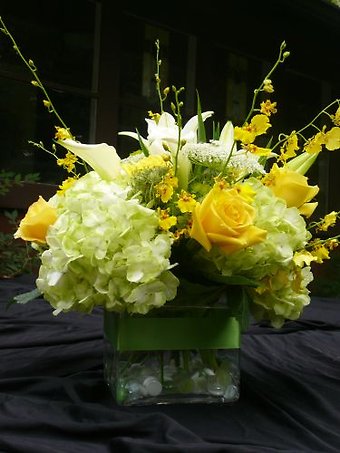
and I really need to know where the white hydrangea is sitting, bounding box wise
[36,172,179,315]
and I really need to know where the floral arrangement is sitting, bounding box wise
[4,20,340,330]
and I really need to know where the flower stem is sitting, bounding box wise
[0,16,71,133]
[172,86,185,177]
[159,351,165,385]
[271,98,340,153]
[243,41,289,125]
[182,350,191,372]
[154,39,165,114]
[199,349,218,371]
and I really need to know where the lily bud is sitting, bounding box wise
[286,152,319,175]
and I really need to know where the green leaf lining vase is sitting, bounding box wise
[103,290,245,406]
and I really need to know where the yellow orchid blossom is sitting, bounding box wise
[324,127,340,150]
[279,132,299,162]
[317,211,338,232]
[245,144,272,157]
[234,114,271,144]
[157,209,177,230]
[177,190,197,213]
[260,100,277,116]
[293,250,317,267]
[331,105,340,126]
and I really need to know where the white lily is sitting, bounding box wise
[58,139,124,181]
[119,111,214,189]
[119,111,214,153]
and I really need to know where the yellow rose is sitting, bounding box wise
[190,186,267,254]
[14,196,57,244]
[265,164,319,217]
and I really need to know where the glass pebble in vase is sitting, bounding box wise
[103,304,241,406]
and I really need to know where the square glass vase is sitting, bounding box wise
[103,306,241,406]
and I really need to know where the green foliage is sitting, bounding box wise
[9,288,41,308]
[0,210,40,278]
[0,171,40,278]
[0,170,40,196]
[196,91,207,143]
[327,0,340,8]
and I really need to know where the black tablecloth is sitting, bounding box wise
[1,275,340,452]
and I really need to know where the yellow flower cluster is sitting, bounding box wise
[304,125,340,153]
[122,154,168,175]
[55,126,72,141]
[279,133,299,162]
[57,176,77,195]
[155,172,178,203]
[57,151,78,172]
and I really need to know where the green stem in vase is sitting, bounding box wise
[182,350,191,373]
[159,351,164,385]
[199,349,219,371]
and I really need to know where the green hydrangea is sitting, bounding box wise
[191,178,313,325]
[209,178,311,280]
[36,172,179,315]
[248,264,313,328]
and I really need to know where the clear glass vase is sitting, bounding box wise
[103,305,241,406]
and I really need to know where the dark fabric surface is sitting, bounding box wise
[1,275,340,453]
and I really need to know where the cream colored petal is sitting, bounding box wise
[219,120,234,151]
[182,111,214,136]
[59,139,123,181]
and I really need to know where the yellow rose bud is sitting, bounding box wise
[14,196,57,244]
[190,186,267,255]
[265,164,319,217]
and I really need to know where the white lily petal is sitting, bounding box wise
[219,121,234,151]
[59,139,123,181]
[147,114,178,142]
[149,127,178,143]
[157,112,177,128]
[118,131,140,141]
[118,131,150,151]
[182,111,214,135]
[149,140,170,155]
